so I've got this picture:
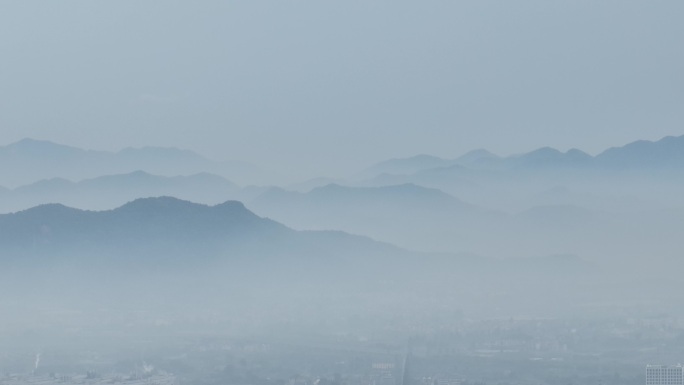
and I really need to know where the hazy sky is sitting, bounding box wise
[1,1,683,179]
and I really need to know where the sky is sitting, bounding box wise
[1,1,683,180]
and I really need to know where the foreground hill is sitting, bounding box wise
[0,196,401,268]
[0,197,608,322]
[0,196,601,277]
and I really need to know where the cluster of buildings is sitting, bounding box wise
[646,365,684,385]
[0,371,176,385]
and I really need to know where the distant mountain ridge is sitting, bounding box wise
[249,183,496,253]
[0,170,240,213]
[247,180,684,266]
[594,135,684,168]
[361,134,684,178]
[252,183,477,214]
[0,138,270,187]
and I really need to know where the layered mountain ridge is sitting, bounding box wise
[361,134,684,178]
[0,138,269,187]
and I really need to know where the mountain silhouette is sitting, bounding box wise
[252,183,477,216]
[249,183,495,253]
[361,134,684,180]
[0,138,268,187]
[0,197,402,269]
[510,147,593,168]
[1,171,239,213]
[595,135,684,169]
[358,154,456,179]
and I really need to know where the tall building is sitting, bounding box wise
[646,365,684,385]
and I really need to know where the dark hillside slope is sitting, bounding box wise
[0,197,602,319]
[0,196,410,272]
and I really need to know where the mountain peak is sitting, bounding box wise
[566,148,591,158]
[456,148,499,163]
[526,146,563,156]
[9,138,49,146]
[361,154,453,178]
[596,134,684,168]
[4,138,82,153]
[15,202,79,217]
[114,197,254,220]
[510,146,593,168]
[116,196,205,212]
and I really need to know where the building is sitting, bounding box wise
[646,365,684,385]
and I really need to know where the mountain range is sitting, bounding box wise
[0,138,271,187]
[361,134,684,178]
[2,196,606,274]
[4,135,684,191]
[249,183,495,252]
[248,182,684,268]
[358,135,684,213]
[2,135,684,269]
[0,196,399,266]
[0,170,243,213]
